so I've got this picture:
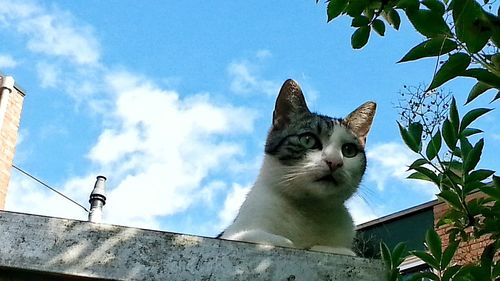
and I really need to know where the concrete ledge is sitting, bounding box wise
[0,211,385,280]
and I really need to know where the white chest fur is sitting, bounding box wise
[221,155,356,255]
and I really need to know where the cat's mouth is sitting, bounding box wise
[315,174,339,185]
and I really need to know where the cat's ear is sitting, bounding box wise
[345,101,376,145]
[273,79,310,129]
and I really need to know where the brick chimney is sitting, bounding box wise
[0,74,25,209]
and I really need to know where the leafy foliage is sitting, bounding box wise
[318,0,500,96]
[396,96,499,280]
[315,0,500,279]
[380,242,408,281]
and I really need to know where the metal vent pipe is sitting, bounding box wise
[88,175,107,223]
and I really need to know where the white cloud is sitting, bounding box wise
[1,1,261,233]
[365,142,438,198]
[0,54,18,68]
[6,70,258,230]
[366,142,415,191]
[228,51,279,96]
[85,71,257,229]
[6,171,91,221]
[0,1,103,107]
[36,61,61,88]
[256,49,272,59]
[346,196,379,225]
[0,1,100,65]
[217,183,251,229]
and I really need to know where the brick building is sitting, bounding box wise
[356,193,496,275]
[0,74,25,209]
[433,192,497,266]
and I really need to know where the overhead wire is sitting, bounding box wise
[12,164,89,213]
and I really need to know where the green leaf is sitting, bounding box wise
[351,15,370,27]
[443,165,464,186]
[442,119,458,149]
[364,8,374,21]
[480,244,495,277]
[408,171,436,182]
[470,266,491,280]
[437,190,464,211]
[453,0,493,53]
[422,0,445,15]
[412,251,440,269]
[459,108,492,132]
[493,53,500,69]
[449,97,459,134]
[466,82,494,104]
[479,182,500,201]
[384,9,401,30]
[464,139,484,173]
[438,211,465,228]
[391,243,407,266]
[413,166,439,184]
[461,68,500,88]
[441,241,459,269]
[372,19,385,36]
[461,128,483,137]
[466,198,488,217]
[492,91,500,103]
[463,180,484,194]
[397,0,419,11]
[492,17,500,48]
[442,265,462,281]
[327,0,349,22]
[451,146,462,158]
[460,136,473,162]
[463,138,484,173]
[425,229,442,262]
[407,271,439,281]
[466,169,495,183]
[426,129,442,160]
[454,264,476,279]
[398,37,458,63]
[408,158,428,169]
[351,26,371,49]
[493,262,500,280]
[428,53,471,91]
[406,9,452,38]
[398,122,421,153]
[380,242,392,270]
[346,0,369,17]
[408,122,423,148]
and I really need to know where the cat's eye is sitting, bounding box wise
[298,133,321,149]
[342,143,358,158]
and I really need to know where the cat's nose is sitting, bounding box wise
[324,159,343,172]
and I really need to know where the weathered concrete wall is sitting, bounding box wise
[0,211,385,280]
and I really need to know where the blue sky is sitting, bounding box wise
[1,0,498,236]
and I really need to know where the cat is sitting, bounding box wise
[219,79,376,256]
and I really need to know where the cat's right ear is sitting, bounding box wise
[273,79,309,130]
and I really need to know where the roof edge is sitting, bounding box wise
[356,199,438,230]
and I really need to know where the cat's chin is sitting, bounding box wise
[314,174,340,186]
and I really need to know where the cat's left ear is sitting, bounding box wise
[272,79,310,130]
[345,101,376,145]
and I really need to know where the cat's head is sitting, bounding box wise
[263,79,376,204]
